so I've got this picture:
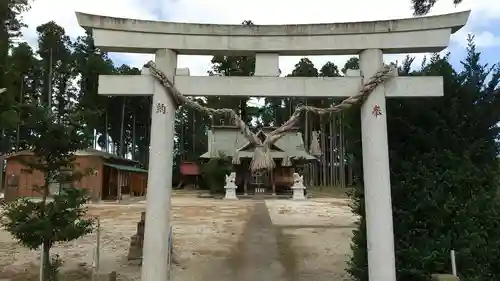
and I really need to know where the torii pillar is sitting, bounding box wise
[142,49,177,281]
[360,49,397,281]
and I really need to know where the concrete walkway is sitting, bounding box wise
[231,201,288,281]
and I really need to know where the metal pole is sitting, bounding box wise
[167,226,173,280]
[95,218,101,271]
[92,218,101,281]
[451,249,457,276]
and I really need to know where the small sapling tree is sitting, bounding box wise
[0,105,94,281]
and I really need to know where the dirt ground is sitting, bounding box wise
[0,197,357,281]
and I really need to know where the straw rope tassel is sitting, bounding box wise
[309,131,322,157]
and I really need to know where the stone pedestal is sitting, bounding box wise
[292,186,306,200]
[128,212,145,260]
[223,172,238,200]
[224,186,238,200]
[291,173,306,200]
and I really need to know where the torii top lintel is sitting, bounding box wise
[75,11,470,55]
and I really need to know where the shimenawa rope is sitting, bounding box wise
[144,61,397,171]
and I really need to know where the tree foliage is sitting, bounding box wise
[1,187,93,280]
[347,36,500,281]
[411,0,463,16]
[1,188,93,250]
[201,154,233,193]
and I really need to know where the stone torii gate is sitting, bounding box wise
[76,11,470,281]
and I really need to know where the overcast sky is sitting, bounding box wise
[19,0,500,76]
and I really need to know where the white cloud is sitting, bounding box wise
[21,0,156,66]
[20,0,498,75]
[473,32,500,48]
[452,31,500,48]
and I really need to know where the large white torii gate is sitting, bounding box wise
[76,11,470,281]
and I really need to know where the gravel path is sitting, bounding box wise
[232,201,288,281]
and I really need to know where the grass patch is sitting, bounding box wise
[308,186,354,198]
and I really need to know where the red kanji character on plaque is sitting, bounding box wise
[372,104,383,117]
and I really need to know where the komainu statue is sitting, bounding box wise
[291,172,306,200]
[224,172,238,200]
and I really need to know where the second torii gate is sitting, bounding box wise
[76,10,470,281]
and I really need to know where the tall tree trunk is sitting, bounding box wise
[119,97,126,157]
[305,99,309,183]
[16,79,24,151]
[132,110,136,160]
[0,128,4,190]
[330,115,336,186]
[42,240,51,281]
[145,121,149,166]
[239,99,246,124]
[145,98,151,167]
[40,178,51,281]
[180,109,184,160]
[105,109,109,153]
[339,113,346,188]
[0,1,9,89]
[192,110,196,155]
[321,117,327,187]
[47,48,53,112]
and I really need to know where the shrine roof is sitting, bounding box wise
[199,128,315,160]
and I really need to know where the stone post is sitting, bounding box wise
[359,49,397,281]
[141,49,177,281]
[127,212,145,260]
